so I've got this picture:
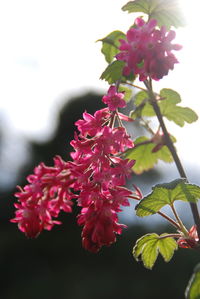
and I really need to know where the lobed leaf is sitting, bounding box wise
[150,0,186,29]
[136,179,200,217]
[125,136,173,174]
[159,88,181,107]
[122,0,154,15]
[159,89,198,127]
[100,60,125,84]
[122,0,186,29]
[100,60,135,84]
[133,233,178,269]
[162,106,198,127]
[98,31,126,63]
[131,88,198,126]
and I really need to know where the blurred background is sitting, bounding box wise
[0,0,200,298]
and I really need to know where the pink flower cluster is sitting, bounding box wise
[11,86,135,252]
[70,104,134,252]
[116,17,182,81]
[11,156,74,238]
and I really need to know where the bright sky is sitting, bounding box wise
[0,0,199,172]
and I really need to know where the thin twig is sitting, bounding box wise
[123,82,147,92]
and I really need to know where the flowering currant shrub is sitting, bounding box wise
[11,0,200,297]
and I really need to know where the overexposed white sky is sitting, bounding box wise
[0,0,199,167]
[0,0,132,138]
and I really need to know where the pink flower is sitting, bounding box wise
[116,17,182,81]
[102,86,126,111]
[75,108,110,137]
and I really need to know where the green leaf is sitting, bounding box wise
[131,88,196,124]
[131,91,155,119]
[130,91,149,119]
[122,0,153,15]
[155,145,174,162]
[150,0,186,29]
[122,0,186,29]
[118,85,133,102]
[136,179,200,217]
[134,91,148,106]
[100,60,125,84]
[133,233,178,269]
[163,106,198,127]
[159,89,198,127]
[100,60,135,84]
[98,31,126,64]
[125,136,173,174]
[160,88,181,107]
[125,137,157,173]
[185,263,200,299]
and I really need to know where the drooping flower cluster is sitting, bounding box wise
[69,88,135,252]
[11,156,75,238]
[11,85,135,252]
[116,17,182,81]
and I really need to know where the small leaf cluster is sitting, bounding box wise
[133,179,200,269]
[126,88,198,174]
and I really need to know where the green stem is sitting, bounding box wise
[123,82,147,92]
[157,211,181,230]
[171,204,189,236]
[144,79,200,241]
[158,233,182,240]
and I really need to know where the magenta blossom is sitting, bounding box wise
[102,86,126,111]
[116,17,182,81]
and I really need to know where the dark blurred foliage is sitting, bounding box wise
[0,92,199,299]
